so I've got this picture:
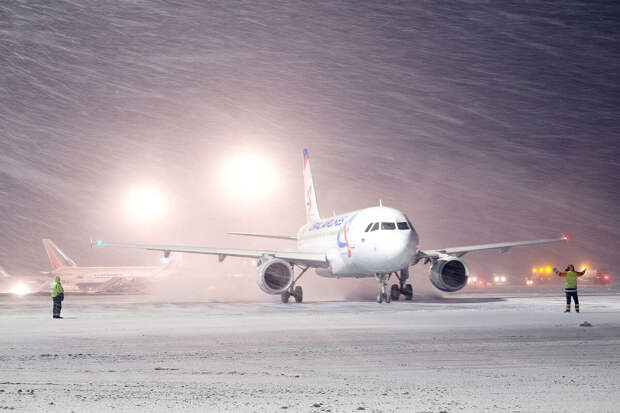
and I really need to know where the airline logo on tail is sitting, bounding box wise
[42,239,77,270]
[306,185,313,212]
[302,149,321,223]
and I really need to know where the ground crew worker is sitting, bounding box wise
[50,275,64,319]
[553,265,585,313]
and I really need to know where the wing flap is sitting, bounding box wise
[92,240,328,268]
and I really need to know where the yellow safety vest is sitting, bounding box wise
[50,279,64,298]
[565,271,578,289]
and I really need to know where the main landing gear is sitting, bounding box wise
[391,267,413,301]
[376,268,413,303]
[281,265,310,304]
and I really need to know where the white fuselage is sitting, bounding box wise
[51,265,171,284]
[297,206,419,278]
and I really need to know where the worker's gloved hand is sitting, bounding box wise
[581,268,587,273]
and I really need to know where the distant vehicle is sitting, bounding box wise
[93,149,567,303]
[526,265,555,285]
[592,268,611,285]
[492,274,508,286]
[41,239,179,293]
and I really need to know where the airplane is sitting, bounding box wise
[42,239,179,293]
[92,149,567,303]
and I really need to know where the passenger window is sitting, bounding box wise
[381,222,396,230]
[397,222,410,230]
[370,223,379,232]
[364,223,373,232]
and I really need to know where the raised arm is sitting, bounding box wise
[553,267,567,277]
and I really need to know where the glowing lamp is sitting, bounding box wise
[10,283,29,296]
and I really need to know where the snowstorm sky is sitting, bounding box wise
[1,1,619,280]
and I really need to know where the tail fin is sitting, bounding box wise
[0,265,10,278]
[303,149,321,223]
[42,239,77,270]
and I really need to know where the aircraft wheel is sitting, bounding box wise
[390,284,400,301]
[294,286,303,303]
[404,284,413,300]
[377,292,383,303]
[281,291,290,303]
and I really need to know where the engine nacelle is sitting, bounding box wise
[430,256,469,292]
[256,258,294,294]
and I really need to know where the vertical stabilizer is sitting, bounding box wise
[42,239,77,270]
[303,149,321,223]
[0,265,10,278]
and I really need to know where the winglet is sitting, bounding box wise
[92,239,105,247]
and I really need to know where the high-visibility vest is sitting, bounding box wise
[50,278,64,298]
[565,270,578,289]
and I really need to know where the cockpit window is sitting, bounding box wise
[364,223,373,232]
[381,222,396,230]
[397,222,410,230]
[370,222,379,232]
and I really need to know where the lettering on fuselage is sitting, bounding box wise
[306,215,348,232]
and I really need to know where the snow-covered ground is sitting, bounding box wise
[1,292,619,412]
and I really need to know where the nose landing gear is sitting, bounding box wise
[375,273,391,303]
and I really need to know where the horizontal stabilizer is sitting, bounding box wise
[227,232,297,241]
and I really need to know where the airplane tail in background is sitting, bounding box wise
[303,149,321,223]
[0,265,10,278]
[42,239,77,270]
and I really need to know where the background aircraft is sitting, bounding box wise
[42,239,179,293]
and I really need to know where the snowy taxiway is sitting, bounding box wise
[1,292,619,412]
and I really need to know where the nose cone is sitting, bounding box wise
[372,230,417,270]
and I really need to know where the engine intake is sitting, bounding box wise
[430,256,469,292]
[256,258,294,294]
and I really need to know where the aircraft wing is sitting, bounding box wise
[92,240,328,268]
[419,235,567,259]
[227,232,297,241]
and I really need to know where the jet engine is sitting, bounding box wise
[256,258,294,294]
[429,256,469,292]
